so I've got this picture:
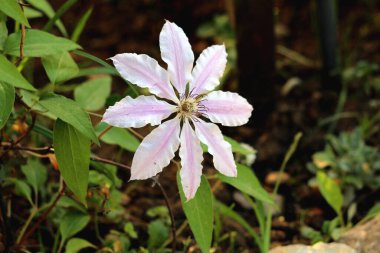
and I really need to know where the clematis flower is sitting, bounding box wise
[102,21,253,200]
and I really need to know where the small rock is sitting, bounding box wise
[338,215,380,253]
[269,242,357,253]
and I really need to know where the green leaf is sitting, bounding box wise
[13,179,33,205]
[54,119,90,205]
[23,7,43,19]
[71,7,93,42]
[218,164,273,204]
[0,13,8,51]
[59,211,90,242]
[66,238,95,253]
[42,52,79,84]
[177,174,213,253]
[361,203,380,223]
[74,77,111,111]
[215,201,262,249]
[95,122,140,152]
[40,93,98,144]
[0,82,15,130]
[224,136,256,155]
[0,55,35,90]
[21,158,47,196]
[0,0,30,27]
[4,29,80,57]
[316,171,343,216]
[148,220,169,250]
[25,0,67,36]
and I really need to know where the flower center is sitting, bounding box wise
[178,96,208,119]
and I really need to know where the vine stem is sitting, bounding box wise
[18,185,66,246]
[154,178,176,253]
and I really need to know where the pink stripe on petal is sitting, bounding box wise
[179,119,203,200]
[160,21,194,95]
[111,53,178,102]
[130,117,181,180]
[190,45,227,95]
[102,95,176,128]
[202,91,253,126]
[193,118,237,177]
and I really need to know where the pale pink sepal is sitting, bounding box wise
[159,20,194,94]
[130,117,181,180]
[190,45,227,95]
[179,119,203,200]
[102,95,176,128]
[110,53,178,102]
[202,91,253,126]
[193,118,237,177]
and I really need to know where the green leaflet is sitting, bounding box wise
[54,119,90,205]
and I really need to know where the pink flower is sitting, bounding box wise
[103,21,253,200]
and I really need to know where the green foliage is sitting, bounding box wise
[74,77,111,111]
[40,93,98,143]
[95,122,140,152]
[25,0,67,36]
[59,211,91,243]
[71,7,93,42]
[148,220,169,251]
[0,55,35,90]
[316,171,343,217]
[21,158,47,199]
[0,0,30,27]
[54,119,90,205]
[42,52,79,84]
[66,238,96,253]
[4,29,80,57]
[0,82,15,130]
[178,174,213,253]
[309,128,380,189]
[218,164,273,204]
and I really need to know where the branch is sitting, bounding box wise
[154,177,176,253]
[18,185,66,246]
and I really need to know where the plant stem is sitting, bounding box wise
[16,207,38,243]
[154,178,176,253]
[18,186,65,246]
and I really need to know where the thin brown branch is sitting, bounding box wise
[18,185,66,246]
[0,113,37,159]
[97,125,112,139]
[154,178,176,253]
[90,155,131,170]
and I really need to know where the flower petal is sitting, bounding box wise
[130,117,181,180]
[190,45,227,95]
[102,95,176,128]
[111,53,178,101]
[202,91,253,126]
[193,118,237,177]
[159,20,194,95]
[179,119,203,200]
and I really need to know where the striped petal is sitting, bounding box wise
[190,45,227,95]
[111,53,178,102]
[179,119,203,200]
[159,20,194,95]
[202,91,253,126]
[130,117,181,180]
[193,118,237,177]
[102,95,176,128]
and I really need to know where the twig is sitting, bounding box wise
[0,113,36,159]
[90,155,131,170]
[18,185,66,246]
[97,125,112,139]
[128,128,144,140]
[154,178,176,253]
